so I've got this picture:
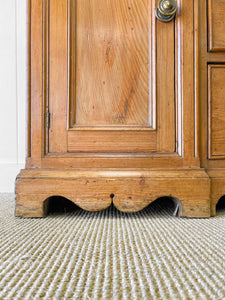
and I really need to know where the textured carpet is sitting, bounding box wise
[0,194,225,299]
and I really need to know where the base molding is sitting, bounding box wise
[15,168,212,218]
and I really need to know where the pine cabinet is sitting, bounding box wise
[15,0,225,217]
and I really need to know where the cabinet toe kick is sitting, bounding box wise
[15,168,211,218]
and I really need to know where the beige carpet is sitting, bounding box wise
[0,194,225,299]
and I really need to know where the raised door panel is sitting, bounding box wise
[74,1,149,126]
[208,65,225,159]
[67,0,156,153]
[47,0,176,154]
[208,0,225,52]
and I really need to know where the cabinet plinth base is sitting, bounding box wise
[15,168,212,218]
[206,169,225,216]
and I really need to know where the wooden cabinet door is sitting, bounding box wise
[46,0,176,157]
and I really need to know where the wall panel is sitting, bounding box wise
[0,0,26,192]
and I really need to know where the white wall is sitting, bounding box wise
[0,0,26,192]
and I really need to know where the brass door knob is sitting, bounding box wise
[156,0,177,22]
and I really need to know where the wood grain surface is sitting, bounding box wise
[208,0,225,51]
[16,168,211,218]
[75,0,149,126]
[208,65,225,158]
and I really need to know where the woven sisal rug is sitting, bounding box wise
[0,194,225,299]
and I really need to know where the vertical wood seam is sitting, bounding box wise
[43,0,49,155]
[194,0,199,158]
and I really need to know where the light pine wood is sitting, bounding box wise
[53,0,178,155]
[67,130,157,152]
[30,0,43,158]
[208,65,225,158]
[199,0,208,169]
[48,0,68,153]
[16,169,210,218]
[208,0,225,52]
[179,0,198,167]
[198,0,225,216]
[15,0,225,218]
[75,0,149,126]
[156,18,175,152]
[199,0,225,167]
[26,154,183,169]
[52,0,156,155]
[207,169,225,216]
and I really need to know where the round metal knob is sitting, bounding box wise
[156,0,177,22]
[163,1,173,10]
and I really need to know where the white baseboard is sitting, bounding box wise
[0,163,25,193]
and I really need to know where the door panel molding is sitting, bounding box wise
[208,0,225,52]
[68,0,155,129]
[67,0,176,154]
[208,64,225,159]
